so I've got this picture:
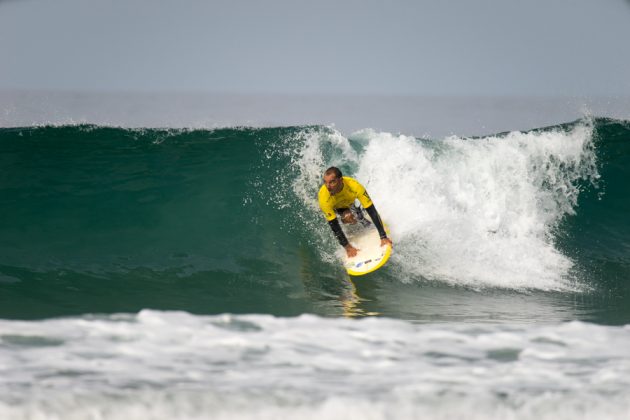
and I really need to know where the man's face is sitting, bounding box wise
[323,173,343,195]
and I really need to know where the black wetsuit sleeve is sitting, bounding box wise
[328,218,349,247]
[365,204,387,239]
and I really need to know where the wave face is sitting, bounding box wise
[0,119,629,322]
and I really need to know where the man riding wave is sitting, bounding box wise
[318,166,393,257]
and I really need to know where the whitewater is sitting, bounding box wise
[287,121,599,291]
[2,311,630,420]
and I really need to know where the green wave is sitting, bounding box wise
[0,120,628,321]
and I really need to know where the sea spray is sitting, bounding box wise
[287,121,600,290]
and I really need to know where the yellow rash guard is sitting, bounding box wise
[318,176,374,221]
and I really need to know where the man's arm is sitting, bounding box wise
[328,218,359,257]
[353,181,386,238]
[352,180,391,247]
[365,204,387,239]
[328,218,349,247]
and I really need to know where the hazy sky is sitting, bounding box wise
[1,0,630,96]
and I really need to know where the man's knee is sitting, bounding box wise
[341,210,356,224]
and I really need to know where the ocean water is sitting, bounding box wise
[1,106,629,418]
[2,311,630,420]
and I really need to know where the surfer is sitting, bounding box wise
[318,167,392,257]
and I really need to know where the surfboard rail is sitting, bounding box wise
[345,242,392,276]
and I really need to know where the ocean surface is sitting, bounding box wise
[1,106,629,418]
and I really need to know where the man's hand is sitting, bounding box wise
[381,237,393,247]
[345,244,359,258]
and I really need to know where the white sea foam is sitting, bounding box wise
[1,311,629,419]
[291,121,599,290]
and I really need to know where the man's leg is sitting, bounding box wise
[336,208,356,224]
[341,209,357,224]
[350,203,371,227]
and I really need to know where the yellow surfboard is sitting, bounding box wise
[342,220,392,276]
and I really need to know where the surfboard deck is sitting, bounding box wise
[342,217,392,276]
